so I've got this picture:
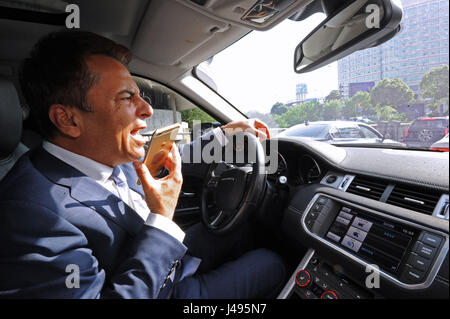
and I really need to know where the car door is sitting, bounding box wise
[358,124,382,139]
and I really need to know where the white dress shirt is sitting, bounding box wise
[42,127,228,244]
[42,141,186,242]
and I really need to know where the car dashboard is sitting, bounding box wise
[265,137,449,299]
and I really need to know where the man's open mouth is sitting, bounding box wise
[130,127,147,144]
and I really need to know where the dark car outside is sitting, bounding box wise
[404,117,449,148]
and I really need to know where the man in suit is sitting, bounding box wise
[0,31,286,298]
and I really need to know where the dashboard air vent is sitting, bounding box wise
[387,185,442,215]
[346,176,388,201]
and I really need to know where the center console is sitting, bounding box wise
[279,193,449,299]
[288,251,373,299]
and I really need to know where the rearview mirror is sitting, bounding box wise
[294,0,402,73]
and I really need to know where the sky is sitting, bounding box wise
[199,14,339,115]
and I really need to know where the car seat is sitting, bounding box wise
[0,77,28,181]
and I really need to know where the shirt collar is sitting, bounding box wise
[42,141,113,183]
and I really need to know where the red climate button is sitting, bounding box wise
[295,270,311,287]
[321,290,338,299]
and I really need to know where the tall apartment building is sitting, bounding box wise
[338,0,449,99]
[296,83,308,102]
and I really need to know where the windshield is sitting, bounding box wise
[197,0,449,151]
[283,124,330,138]
[409,119,448,130]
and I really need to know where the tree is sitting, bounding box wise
[420,65,449,101]
[274,101,321,127]
[370,78,414,109]
[181,108,216,128]
[420,65,449,115]
[376,105,397,121]
[325,90,341,102]
[246,110,278,128]
[270,102,288,115]
[322,99,343,120]
[346,91,375,118]
[375,105,408,122]
[342,101,359,119]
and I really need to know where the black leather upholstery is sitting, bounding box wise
[0,77,28,181]
[0,77,22,158]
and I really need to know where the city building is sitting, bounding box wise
[338,0,449,99]
[296,83,308,102]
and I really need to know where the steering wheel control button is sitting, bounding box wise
[321,291,338,299]
[326,231,342,243]
[341,235,362,253]
[420,232,442,248]
[352,217,373,232]
[295,270,311,287]
[347,226,368,242]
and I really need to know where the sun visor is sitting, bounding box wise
[132,0,231,66]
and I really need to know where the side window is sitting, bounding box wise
[329,127,340,138]
[359,125,379,138]
[338,126,362,138]
[133,76,220,145]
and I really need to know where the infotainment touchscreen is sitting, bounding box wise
[325,206,418,275]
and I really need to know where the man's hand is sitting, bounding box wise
[133,145,183,220]
[221,119,271,142]
[148,148,169,177]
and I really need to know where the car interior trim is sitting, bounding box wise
[277,138,449,191]
[277,248,315,299]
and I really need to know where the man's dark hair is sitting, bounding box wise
[20,30,132,139]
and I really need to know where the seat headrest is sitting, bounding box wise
[0,77,22,158]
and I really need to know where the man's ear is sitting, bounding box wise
[48,104,82,138]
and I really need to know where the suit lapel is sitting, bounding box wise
[70,175,144,236]
[32,147,144,236]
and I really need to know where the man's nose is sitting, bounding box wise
[137,95,153,119]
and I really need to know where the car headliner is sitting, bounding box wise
[0,0,313,85]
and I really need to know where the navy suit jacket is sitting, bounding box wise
[0,137,215,298]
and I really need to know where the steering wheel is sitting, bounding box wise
[201,132,267,235]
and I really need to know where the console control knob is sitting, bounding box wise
[321,290,338,299]
[295,270,311,287]
[326,175,337,184]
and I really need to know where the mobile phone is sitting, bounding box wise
[137,123,181,184]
